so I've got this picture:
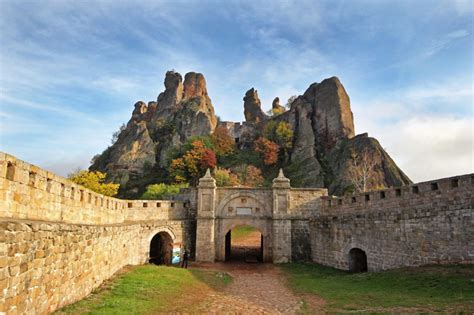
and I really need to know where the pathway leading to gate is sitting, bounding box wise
[193,262,303,314]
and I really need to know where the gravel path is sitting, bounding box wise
[193,262,303,314]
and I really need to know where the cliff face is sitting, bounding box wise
[91,70,410,197]
[90,71,217,196]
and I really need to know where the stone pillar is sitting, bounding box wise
[195,169,217,262]
[272,169,292,263]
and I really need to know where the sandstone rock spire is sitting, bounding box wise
[243,88,267,124]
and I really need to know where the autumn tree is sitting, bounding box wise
[242,165,264,187]
[275,122,293,151]
[214,167,240,187]
[234,164,264,187]
[266,107,285,116]
[263,121,293,151]
[211,126,235,157]
[255,137,279,165]
[347,148,378,193]
[169,139,217,185]
[68,170,120,196]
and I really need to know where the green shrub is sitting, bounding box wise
[141,183,189,199]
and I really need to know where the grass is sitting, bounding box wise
[231,225,258,240]
[55,265,232,315]
[282,263,474,313]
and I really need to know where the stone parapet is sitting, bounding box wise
[0,152,193,225]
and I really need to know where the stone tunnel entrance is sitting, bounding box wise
[225,225,263,262]
[149,231,173,265]
[349,248,368,272]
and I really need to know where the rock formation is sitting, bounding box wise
[90,70,217,196]
[243,88,268,124]
[272,97,286,113]
[90,70,410,197]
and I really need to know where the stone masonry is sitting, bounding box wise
[0,151,473,314]
[311,175,474,271]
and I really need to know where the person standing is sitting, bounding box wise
[181,248,189,268]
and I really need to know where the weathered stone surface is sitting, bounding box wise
[1,152,473,314]
[303,76,355,152]
[183,72,208,99]
[90,71,217,197]
[311,174,474,271]
[243,88,268,124]
[90,71,410,196]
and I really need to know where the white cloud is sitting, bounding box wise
[353,79,473,182]
[379,116,473,182]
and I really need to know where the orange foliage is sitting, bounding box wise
[211,126,235,157]
[169,139,217,184]
[254,137,279,165]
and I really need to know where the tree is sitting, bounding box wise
[243,165,264,187]
[68,170,120,197]
[347,148,378,193]
[214,167,240,187]
[266,107,285,116]
[275,122,293,151]
[141,183,189,199]
[211,126,235,157]
[254,137,279,165]
[233,164,264,187]
[263,121,293,151]
[169,139,217,185]
[111,123,126,144]
[286,95,298,109]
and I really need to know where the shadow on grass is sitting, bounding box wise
[55,264,232,315]
[281,263,474,313]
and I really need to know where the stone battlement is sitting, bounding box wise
[0,152,189,225]
[320,174,473,216]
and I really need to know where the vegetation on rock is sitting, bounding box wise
[214,167,240,187]
[169,139,217,185]
[254,137,279,165]
[211,126,235,158]
[89,70,411,198]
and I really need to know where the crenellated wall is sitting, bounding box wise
[1,151,472,314]
[0,153,196,314]
[310,174,474,271]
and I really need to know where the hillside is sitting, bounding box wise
[90,71,411,197]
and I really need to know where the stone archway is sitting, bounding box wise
[145,226,177,265]
[149,231,173,265]
[224,225,264,262]
[349,248,368,272]
[217,218,272,262]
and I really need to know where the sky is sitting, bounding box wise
[0,0,472,183]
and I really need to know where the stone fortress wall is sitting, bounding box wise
[311,174,473,271]
[0,151,472,314]
[0,153,195,314]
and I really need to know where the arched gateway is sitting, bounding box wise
[194,169,327,263]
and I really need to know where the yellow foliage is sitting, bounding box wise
[68,170,120,197]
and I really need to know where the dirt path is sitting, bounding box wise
[192,262,303,314]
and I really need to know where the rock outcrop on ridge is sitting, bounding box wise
[90,70,410,197]
[90,71,217,195]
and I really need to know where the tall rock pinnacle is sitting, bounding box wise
[243,88,268,124]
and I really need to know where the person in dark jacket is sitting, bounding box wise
[181,248,189,268]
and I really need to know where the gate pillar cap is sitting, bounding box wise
[198,169,216,188]
[272,169,290,188]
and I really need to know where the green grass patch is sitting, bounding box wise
[282,263,474,313]
[231,226,258,240]
[56,265,231,315]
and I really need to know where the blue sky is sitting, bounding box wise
[0,0,472,182]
